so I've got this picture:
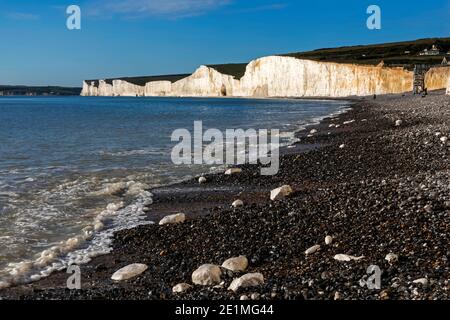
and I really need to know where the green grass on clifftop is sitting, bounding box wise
[282,37,450,69]
[86,74,191,87]
[207,63,248,79]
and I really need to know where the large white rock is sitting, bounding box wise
[270,185,294,201]
[325,236,333,245]
[333,254,365,262]
[305,245,321,255]
[172,283,193,293]
[222,256,248,272]
[225,168,242,175]
[159,213,186,225]
[385,253,399,264]
[192,264,222,286]
[111,264,148,281]
[228,273,264,292]
[412,278,429,286]
[232,200,244,208]
[198,177,207,184]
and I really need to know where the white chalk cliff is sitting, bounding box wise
[82,56,449,98]
[447,76,450,95]
[424,66,450,91]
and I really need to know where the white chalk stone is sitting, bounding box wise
[385,253,399,264]
[270,185,294,201]
[225,168,242,175]
[395,120,403,127]
[228,273,264,292]
[94,222,104,231]
[159,213,186,225]
[172,283,193,293]
[198,177,207,184]
[333,254,365,262]
[222,256,248,272]
[339,144,346,149]
[111,263,148,281]
[310,129,318,134]
[325,236,333,245]
[305,245,321,255]
[440,136,448,143]
[192,264,222,286]
[412,278,428,286]
[232,200,244,208]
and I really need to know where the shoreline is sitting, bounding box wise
[0,96,350,291]
[1,91,449,300]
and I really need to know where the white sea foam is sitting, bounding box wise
[92,182,127,196]
[0,179,154,289]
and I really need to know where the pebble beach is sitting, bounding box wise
[1,91,449,301]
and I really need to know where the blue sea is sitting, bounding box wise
[0,96,349,287]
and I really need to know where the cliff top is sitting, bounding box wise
[282,37,450,69]
[86,74,191,87]
[86,37,450,84]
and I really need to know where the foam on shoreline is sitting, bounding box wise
[0,181,154,289]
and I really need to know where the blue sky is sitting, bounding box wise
[0,0,449,86]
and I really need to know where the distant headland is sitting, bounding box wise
[0,85,81,97]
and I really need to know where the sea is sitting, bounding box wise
[0,96,350,287]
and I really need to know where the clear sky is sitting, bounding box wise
[1,0,449,87]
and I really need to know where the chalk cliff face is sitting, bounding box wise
[81,56,422,98]
[144,81,172,96]
[98,80,114,96]
[236,56,413,97]
[447,76,450,95]
[425,67,450,91]
[81,81,99,96]
[171,66,240,97]
[112,80,145,97]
